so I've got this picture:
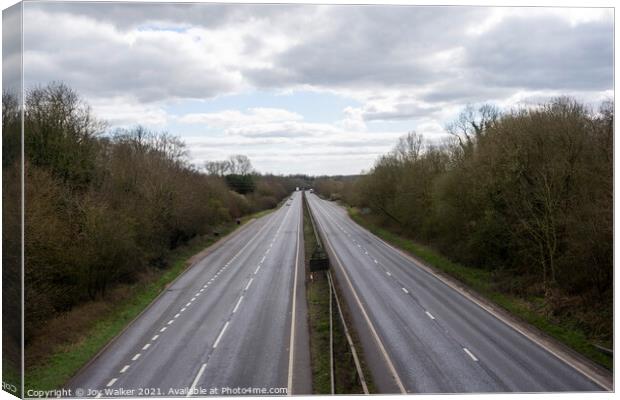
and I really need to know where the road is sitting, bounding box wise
[306,193,608,393]
[68,192,310,397]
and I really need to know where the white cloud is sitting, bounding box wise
[338,107,367,131]
[21,3,614,175]
[90,97,170,127]
[23,5,301,102]
[178,108,303,127]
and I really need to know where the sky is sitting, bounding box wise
[9,2,615,175]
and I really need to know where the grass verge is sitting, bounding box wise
[348,207,612,371]
[303,195,368,394]
[24,208,276,392]
[303,196,331,394]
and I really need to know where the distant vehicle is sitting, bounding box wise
[296,187,299,191]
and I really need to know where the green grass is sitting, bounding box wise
[306,273,332,394]
[348,207,612,371]
[304,196,369,394]
[25,208,277,392]
[303,197,332,394]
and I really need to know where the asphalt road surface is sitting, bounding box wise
[306,193,607,394]
[68,192,310,397]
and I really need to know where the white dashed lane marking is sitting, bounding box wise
[131,353,141,361]
[106,378,117,387]
[402,288,409,294]
[233,296,244,313]
[120,365,130,374]
[142,343,151,350]
[187,363,207,397]
[425,311,435,320]
[213,321,230,349]
[464,348,479,362]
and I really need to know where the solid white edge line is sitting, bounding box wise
[187,363,207,397]
[106,378,117,387]
[213,321,230,349]
[233,296,244,313]
[287,199,301,396]
[308,194,407,394]
[464,347,479,362]
[326,271,369,394]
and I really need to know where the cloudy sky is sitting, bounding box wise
[14,2,614,175]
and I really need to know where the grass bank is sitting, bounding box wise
[25,208,276,392]
[348,207,612,371]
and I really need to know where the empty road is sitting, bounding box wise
[69,192,310,397]
[306,193,608,393]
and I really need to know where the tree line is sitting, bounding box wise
[315,98,613,342]
[2,83,306,343]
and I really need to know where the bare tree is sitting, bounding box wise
[205,160,231,176]
[393,131,423,163]
[228,154,253,175]
[446,104,500,149]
